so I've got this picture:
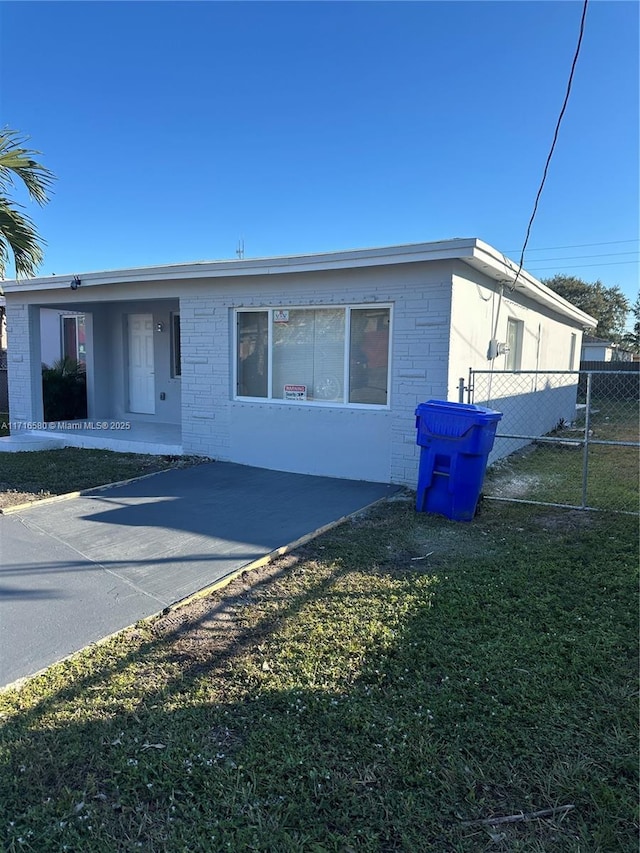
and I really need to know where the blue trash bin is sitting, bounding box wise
[415,400,503,521]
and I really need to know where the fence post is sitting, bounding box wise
[458,377,465,403]
[467,367,473,404]
[581,371,592,509]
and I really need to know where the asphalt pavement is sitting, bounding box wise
[0,462,397,688]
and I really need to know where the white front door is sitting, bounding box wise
[128,314,155,414]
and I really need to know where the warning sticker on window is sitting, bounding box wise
[284,384,307,401]
[274,309,289,323]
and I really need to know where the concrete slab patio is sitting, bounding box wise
[0,462,398,688]
[0,420,182,455]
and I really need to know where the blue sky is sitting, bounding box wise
[1,1,638,305]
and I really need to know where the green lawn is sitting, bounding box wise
[485,442,639,511]
[0,499,637,852]
[0,447,203,509]
[485,397,640,512]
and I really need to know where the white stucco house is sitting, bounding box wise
[2,238,596,483]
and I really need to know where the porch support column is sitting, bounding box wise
[84,311,95,419]
[7,303,43,425]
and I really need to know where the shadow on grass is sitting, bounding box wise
[1,502,638,852]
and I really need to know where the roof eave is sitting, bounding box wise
[1,238,478,293]
[462,240,597,329]
[1,237,598,329]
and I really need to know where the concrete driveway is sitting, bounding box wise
[0,462,398,688]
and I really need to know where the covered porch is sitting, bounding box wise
[5,294,184,453]
[0,419,183,455]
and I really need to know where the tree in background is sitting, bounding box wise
[543,274,630,342]
[0,128,56,283]
[621,293,640,354]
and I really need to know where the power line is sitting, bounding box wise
[507,239,639,253]
[523,250,639,263]
[511,0,589,290]
[527,260,639,271]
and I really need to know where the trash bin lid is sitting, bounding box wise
[415,400,502,438]
[416,400,502,420]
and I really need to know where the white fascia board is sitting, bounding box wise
[3,237,595,329]
[0,239,478,294]
[464,240,598,329]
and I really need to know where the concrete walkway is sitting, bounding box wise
[0,462,397,688]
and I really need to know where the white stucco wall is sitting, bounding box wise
[39,309,63,367]
[179,261,454,484]
[5,303,43,423]
[5,263,453,483]
[448,262,585,387]
[448,263,587,461]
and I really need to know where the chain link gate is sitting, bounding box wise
[462,368,640,514]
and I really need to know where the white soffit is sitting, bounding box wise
[462,240,597,328]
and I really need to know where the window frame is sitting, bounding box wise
[61,313,86,364]
[234,304,392,408]
[505,317,524,371]
[569,332,577,371]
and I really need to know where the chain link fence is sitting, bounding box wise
[465,367,639,514]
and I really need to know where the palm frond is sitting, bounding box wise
[0,128,56,205]
[0,195,45,279]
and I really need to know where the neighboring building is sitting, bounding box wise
[2,238,596,483]
[581,335,634,363]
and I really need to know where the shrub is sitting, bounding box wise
[42,357,87,421]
